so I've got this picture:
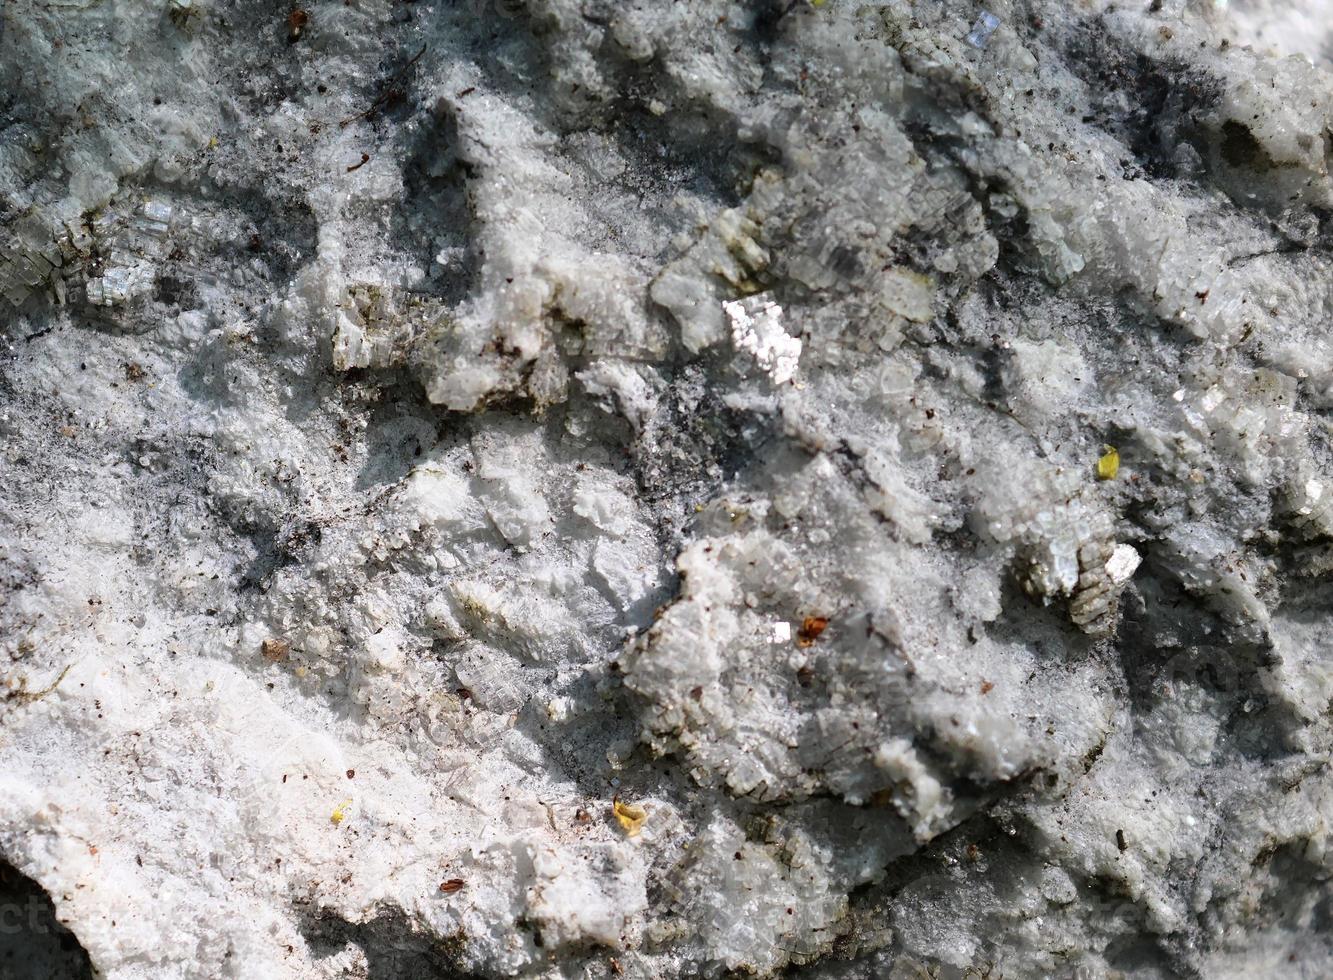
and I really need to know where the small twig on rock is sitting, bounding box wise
[7,663,73,703]
[339,44,427,128]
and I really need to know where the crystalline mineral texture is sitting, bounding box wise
[2,1,1333,978]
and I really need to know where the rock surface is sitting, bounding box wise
[2,1,1332,977]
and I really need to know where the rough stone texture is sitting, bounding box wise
[2,1,1332,978]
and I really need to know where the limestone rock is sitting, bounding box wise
[3,1,1333,978]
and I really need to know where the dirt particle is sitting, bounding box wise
[796,616,830,647]
[261,638,290,662]
[287,8,308,43]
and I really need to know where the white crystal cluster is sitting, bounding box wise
[2,1,1333,978]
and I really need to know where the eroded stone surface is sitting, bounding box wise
[2,1,1332,978]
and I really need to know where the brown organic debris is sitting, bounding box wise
[6,664,73,704]
[339,44,427,127]
[287,8,308,43]
[796,615,829,647]
[261,638,290,663]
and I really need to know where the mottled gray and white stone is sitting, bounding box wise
[2,1,1332,978]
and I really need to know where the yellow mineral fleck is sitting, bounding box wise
[613,797,647,836]
[1096,446,1120,481]
[331,798,352,825]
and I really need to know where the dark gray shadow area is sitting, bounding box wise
[302,908,476,980]
[0,860,93,980]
